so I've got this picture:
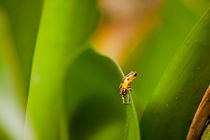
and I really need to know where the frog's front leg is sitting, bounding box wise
[121,95,126,104]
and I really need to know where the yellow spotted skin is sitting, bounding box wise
[119,71,138,104]
[119,71,138,91]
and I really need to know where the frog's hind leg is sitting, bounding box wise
[120,88,127,95]
[121,94,130,105]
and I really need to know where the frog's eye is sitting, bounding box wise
[134,73,137,76]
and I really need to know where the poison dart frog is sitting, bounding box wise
[119,71,138,105]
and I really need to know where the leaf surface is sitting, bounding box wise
[141,9,210,140]
[63,48,140,140]
[25,0,100,139]
[123,0,201,115]
[0,0,42,91]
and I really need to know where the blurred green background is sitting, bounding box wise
[0,0,210,140]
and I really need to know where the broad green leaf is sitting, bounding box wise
[123,0,199,115]
[63,48,140,140]
[25,0,100,139]
[0,0,42,92]
[141,9,210,140]
[0,9,28,140]
[125,97,140,140]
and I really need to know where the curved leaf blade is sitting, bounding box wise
[141,9,210,140]
[25,0,100,139]
[123,0,200,115]
[63,48,140,140]
[0,8,27,140]
[0,0,42,92]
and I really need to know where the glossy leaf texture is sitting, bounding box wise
[63,48,140,140]
[25,0,100,139]
[140,9,210,140]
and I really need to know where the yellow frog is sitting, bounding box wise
[119,71,138,105]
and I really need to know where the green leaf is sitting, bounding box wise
[123,0,200,115]
[201,123,210,140]
[0,0,42,92]
[125,97,141,140]
[180,0,210,16]
[63,48,140,140]
[140,9,210,140]
[25,0,100,139]
[0,8,26,140]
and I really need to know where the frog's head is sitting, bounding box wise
[130,71,138,77]
[129,71,138,81]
